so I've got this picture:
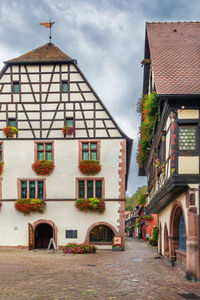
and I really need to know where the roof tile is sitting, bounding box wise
[146,22,200,95]
[6,43,74,64]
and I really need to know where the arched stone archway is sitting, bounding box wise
[169,201,187,263]
[28,219,58,250]
[85,222,117,244]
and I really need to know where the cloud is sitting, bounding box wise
[0,0,200,195]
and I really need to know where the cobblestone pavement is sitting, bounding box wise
[0,238,200,300]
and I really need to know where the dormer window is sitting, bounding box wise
[13,82,20,93]
[62,81,68,92]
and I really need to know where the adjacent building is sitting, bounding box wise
[0,43,132,250]
[139,22,200,280]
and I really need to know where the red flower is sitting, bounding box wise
[32,160,55,176]
[79,160,101,176]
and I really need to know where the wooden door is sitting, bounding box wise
[28,223,34,250]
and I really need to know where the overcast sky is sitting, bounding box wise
[0,0,200,196]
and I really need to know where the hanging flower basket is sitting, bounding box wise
[79,160,101,175]
[32,160,55,176]
[3,126,18,138]
[15,198,46,215]
[75,198,105,213]
[0,162,4,175]
[62,126,75,135]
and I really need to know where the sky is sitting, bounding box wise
[0,0,200,196]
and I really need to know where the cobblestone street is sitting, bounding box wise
[0,238,200,300]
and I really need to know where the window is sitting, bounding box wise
[0,143,3,161]
[66,230,77,238]
[62,81,68,92]
[178,212,186,251]
[77,179,103,198]
[19,179,45,199]
[8,118,17,128]
[81,142,98,160]
[178,125,197,151]
[35,142,54,161]
[89,225,114,242]
[65,117,74,127]
[13,82,20,93]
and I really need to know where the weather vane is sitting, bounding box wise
[40,20,55,43]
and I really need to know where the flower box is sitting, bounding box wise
[32,160,55,176]
[62,126,75,135]
[79,160,101,176]
[63,243,96,254]
[75,198,105,213]
[15,198,46,215]
[3,126,18,138]
[112,244,123,251]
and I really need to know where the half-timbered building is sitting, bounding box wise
[0,43,132,250]
[139,22,200,280]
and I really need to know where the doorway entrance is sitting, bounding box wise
[35,223,53,249]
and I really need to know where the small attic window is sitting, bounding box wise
[13,82,20,93]
[62,81,68,92]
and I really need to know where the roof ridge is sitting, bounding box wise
[146,21,200,24]
[5,43,74,64]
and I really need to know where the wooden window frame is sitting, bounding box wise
[61,80,68,93]
[78,140,101,161]
[17,178,46,199]
[34,141,54,162]
[178,124,197,156]
[76,177,105,199]
[7,118,17,128]
[12,81,20,93]
[0,142,4,163]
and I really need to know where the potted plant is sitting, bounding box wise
[15,198,46,215]
[75,197,105,213]
[62,125,75,135]
[32,160,55,176]
[79,160,101,175]
[112,243,123,251]
[3,126,18,138]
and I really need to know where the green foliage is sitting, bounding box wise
[152,225,159,241]
[137,92,160,168]
[125,185,147,211]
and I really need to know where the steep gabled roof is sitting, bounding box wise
[146,22,200,95]
[5,43,74,64]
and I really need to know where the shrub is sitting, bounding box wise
[32,160,55,176]
[63,243,96,254]
[148,238,158,246]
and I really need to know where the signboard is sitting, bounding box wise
[47,238,57,251]
[114,237,121,245]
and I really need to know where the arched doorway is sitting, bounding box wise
[35,223,53,249]
[170,202,187,262]
[28,219,58,250]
